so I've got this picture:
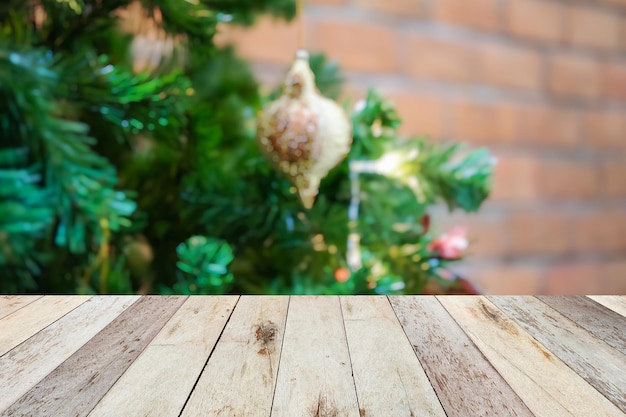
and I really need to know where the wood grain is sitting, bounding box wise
[389,296,534,417]
[341,296,446,417]
[587,296,626,318]
[0,296,139,413]
[0,296,42,320]
[1,296,186,417]
[89,296,238,417]
[271,296,360,417]
[180,296,289,417]
[489,296,626,413]
[0,295,90,356]
[440,296,625,417]
[537,296,626,355]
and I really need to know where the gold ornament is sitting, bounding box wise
[257,50,352,209]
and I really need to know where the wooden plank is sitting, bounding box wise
[271,296,360,417]
[180,296,289,417]
[89,296,238,417]
[489,296,626,413]
[0,295,90,356]
[0,296,139,413]
[389,296,534,417]
[0,296,42,320]
[440,296,625,417]
[0,296,186,417]
[587,296,626,318]
[537,296,626,355]
[341,296,447,417]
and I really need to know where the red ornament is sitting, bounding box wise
[333,267,351,283]
[428,226,468,259]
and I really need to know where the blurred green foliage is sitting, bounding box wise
[0,0,493,294]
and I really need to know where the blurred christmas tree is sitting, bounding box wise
[0,0,494,295]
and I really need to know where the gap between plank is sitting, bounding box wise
[337,296,363,416]
[81,296,186,417]
[499,295,613,389]
[536,296,626,355]
[437,296,553,417]
[486,296,626,415]
[176,295,241,417]
[386,296,449,417]
[0,296,92,360]
[268,296,291,417]
[83,295,184,417]
[0,296,43,320]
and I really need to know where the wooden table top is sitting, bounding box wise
[0,296,624,417]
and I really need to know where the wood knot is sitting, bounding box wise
[478,299,519,336]
[255,321,277,345]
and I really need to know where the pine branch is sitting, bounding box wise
[349,90,494,212]
[162,235,234,294]
[416,142,495,212]
[35,0,133,50]
[59,52,190,145]
[1,42,136,257]
[201,0,295,25]
[0,148,54,277]
[349,89,402,160]
[143,0,218,41]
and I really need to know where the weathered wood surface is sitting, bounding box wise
[537,296,626,355]
[588,295,626,317]
[0,296,139,412]
[180,296,288,417]
[0,295,624,417]
[89,296,238,417]
[0,296,42,320]
[0,295,90,356]
[340,296,446,417]
[488,296,626,414]
[439,296,625,417]
[1,296,186,417]
[271,296,360,417]
[390,296,534,417]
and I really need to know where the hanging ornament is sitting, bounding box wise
[256,49,352,209]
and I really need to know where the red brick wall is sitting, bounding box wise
[217,0,626,294]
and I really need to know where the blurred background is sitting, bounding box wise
[217,0,626,294]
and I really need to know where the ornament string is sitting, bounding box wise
[347,162,363,271]
[296,0,305,50]
[347,157,396,271]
